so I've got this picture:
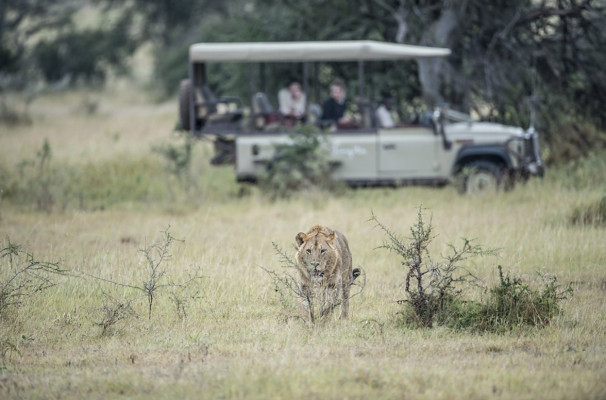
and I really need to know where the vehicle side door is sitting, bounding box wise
[378,127,442,179]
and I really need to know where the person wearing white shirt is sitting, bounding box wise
[375,97,395,128]
[278,81,306,122]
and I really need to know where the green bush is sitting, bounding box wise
[474,266,573,332]
[259,125,341,200]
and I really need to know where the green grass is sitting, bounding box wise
[0,86,605,399]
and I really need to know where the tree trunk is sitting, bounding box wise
[415,3,467,108]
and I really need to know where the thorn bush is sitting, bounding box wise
[371,207,495,328]
[372,207,571,332]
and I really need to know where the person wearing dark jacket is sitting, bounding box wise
[321,79,352,131]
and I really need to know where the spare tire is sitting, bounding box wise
[179,79,192,131]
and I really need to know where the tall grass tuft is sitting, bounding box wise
[1,139,221,211]
[570,195,606,227]
[550,151,606,190]
[152,131,199,200]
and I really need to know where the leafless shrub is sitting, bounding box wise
[168,272,202,322]
[95,290,136,336]
[0,337,20,367]
[264,242,365,325]
[0,238,67,320]
[86,227,203,320]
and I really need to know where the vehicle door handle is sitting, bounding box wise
[383,144,396,150]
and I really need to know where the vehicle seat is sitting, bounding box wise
[307,103,322,124]
[194,84,243,128]
[252,92,282,131]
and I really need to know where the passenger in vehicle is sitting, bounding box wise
[375,96,395,128]
[278,80,306,125]
[321,79,354,131]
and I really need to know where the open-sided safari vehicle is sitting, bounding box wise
[179,40,544,194]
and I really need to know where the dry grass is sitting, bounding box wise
[0,86,605,399]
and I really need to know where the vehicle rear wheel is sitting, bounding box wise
[458,160,503,196]
[179,79,192,131]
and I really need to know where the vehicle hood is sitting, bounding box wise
[445,122,525,140]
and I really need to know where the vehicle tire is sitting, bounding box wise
[179,79,192,131]
[458,160,503,196]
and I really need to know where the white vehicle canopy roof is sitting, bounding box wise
[189,40,451,62]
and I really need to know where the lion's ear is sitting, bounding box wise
[326,231,336,242]
[295,232,307,247]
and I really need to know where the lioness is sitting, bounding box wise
[295,225,356,319]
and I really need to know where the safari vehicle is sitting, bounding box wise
[179,40,544,194]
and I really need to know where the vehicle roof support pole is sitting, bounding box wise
[358,60,369,127]
[312,63,318,105]
[259,63,266,94]
[358,60,364,99]
[248,63,255,130]
[303,62,309,114]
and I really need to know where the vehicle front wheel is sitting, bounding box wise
[457,160,503,196]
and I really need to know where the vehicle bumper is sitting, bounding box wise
[522,128,545,177]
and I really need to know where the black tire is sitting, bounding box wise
[179,79,192,131]
[458,160,503,196]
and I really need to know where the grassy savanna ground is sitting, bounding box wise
[0,87,605,399]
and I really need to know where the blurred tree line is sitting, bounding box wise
[2,0,605,161]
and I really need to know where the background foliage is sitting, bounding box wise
[2,0,606,162]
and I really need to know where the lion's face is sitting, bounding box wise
[295,228,338,281]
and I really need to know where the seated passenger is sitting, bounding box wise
[375,97,395,128]
[278,81,306,124]
[321,79,354,131]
